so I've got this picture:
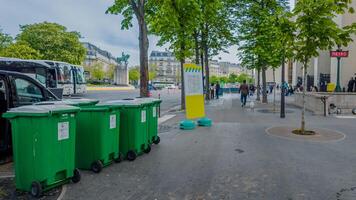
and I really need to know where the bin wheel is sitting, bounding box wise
[153,136,160,145]
[144,144,151,154]
[127,151,137,161]
[91,160,103,173]
[114,153,123,163]
[71,168,81,183]
[30,181,42,198]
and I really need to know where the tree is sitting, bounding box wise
[210,75,219,84]
[0,29,13,51]
[237,0,289,103]
[148,0,200,109]
[129,67,140,85]
[198,0,236,100]
[16,22,86,64]
[107,1,151,97]
[0,42,42,59]
[86,62,105,81]
[228,73,238,83]
[294,0,356,134]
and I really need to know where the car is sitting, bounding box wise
[0,70,59,163]
[166,84,177,89]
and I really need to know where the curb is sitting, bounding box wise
[87,87,135,91]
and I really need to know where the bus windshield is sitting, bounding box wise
[57,63,73,84]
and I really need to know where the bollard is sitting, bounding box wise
[158,93,161,118]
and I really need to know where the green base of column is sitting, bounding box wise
[197,117,212,127]
[180,120,196,130]
[335,85,342,92]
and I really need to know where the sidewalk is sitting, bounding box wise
[62,94,356,200]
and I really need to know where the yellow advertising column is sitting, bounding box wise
[180,63,212,130]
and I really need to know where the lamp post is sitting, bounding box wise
[330,45,349,92]
[335,45,342,92]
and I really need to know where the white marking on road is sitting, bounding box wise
[158,115,176,125]
[334,115,356,119]
[0,175,14,179]
[57,185,67,200]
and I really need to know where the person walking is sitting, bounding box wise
[347,77,355,92]
[210,83,215,99]
[240,80,249,107]
[215,82,221,99]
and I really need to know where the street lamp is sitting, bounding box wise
[330,45,349,92]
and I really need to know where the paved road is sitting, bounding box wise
[63,94,356,200]
[72,88,181,113]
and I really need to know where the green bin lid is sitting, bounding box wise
[135,97,162,104]
[63,98,99,107]
[34,98,99,107]
[3,104,80,118]
[104,99,143,108]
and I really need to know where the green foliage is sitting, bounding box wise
[0,29,13,51]
[148,0,200,61]
[16,22,86,64]
[85,62,105,80]
[129,67,140,82]
[236,73,253,84]
[0,42,42,59]
[228,73,238,83]
[210,75,220,84]
[237,0,290,70]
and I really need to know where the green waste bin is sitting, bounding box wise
[135,98,162,145]
[104,100,150,161]
[74,104,121,173]
[2,105,81,197]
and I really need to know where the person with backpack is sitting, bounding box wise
[240,80,249,107]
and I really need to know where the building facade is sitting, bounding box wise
[149,51,180,83]
[82,42,128,85]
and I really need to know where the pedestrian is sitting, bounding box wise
[347,77,354,92]
[240,80,249,107]
[215,82,221,99]
[210,83,215,99]
[269,84,274,94]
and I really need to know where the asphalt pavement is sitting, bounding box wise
[62,94,356,200]
[72,88,182,113]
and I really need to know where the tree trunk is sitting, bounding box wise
[301,61,308,132]
[256,68,261,101]
[136,5,149,97]
[280,57,286,118]
[194,31,200,65]
[262,67,268,103]
[180,59,186,110]
[200,47,205,91]
[273,68,276,112]
[202,27,210,100]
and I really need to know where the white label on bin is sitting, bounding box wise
[58,122,69,141]
[110,115,116,129]
[141,110,146,123]
[153,106,157,118]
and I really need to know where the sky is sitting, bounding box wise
[0,0,294,67]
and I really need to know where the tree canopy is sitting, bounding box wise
[0,42,42,59]
[16,22,86,64]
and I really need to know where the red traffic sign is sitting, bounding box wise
[330,51,349,57]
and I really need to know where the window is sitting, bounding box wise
[14,78,44,105]
[0,79,6,101]
[75,67,86,84]
[57,64,73,84]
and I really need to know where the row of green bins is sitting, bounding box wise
[2,104,81,197]
[36,99,122,173]
[135,98,162,144]
[104,99,150,161]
